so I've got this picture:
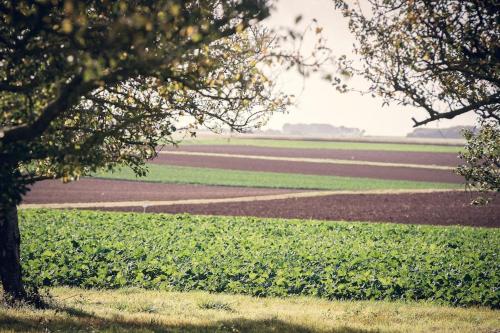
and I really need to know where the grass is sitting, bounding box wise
[1,287,499,333]
[179,138,463,153]
[94,164,462,190]
[19,210,499,307]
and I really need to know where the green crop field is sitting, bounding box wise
[20,209,499,308]
[95,164,462,190]
[179,138,463,153]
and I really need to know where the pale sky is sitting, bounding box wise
[260,0,478,136]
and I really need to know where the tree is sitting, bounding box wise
[332,0,499,193]
[456,122,499,204]
[333,0,499,126]
[0,0,325,303]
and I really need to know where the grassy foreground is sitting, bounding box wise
[95,164,461,190]
[180,138,462,153]
[19,210,498,307]
[1,287,498,333]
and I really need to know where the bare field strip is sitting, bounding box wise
[19,188,462,209]
[22,179,304,204]
[19,179,496,227]
[100,191,499,228]
[165,144,461,166]
[151,154,463,183]
[159,151,455,170]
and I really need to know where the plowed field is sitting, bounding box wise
[95,190,499,228]
[22,140,499,227]
[163,144,460,166]
[151,153,462,183]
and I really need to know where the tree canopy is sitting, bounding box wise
[333,0,499,196]
[0,0,331,302]
[0,0,307,205]
[333,0,499,127]
[457,124,499,203]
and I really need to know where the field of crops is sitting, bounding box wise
[20,209,500,308]
[23,137,499,227]
[179,138,463,153]
[8,137,500,332]
[95,164,461,190]
[2,0,499,329]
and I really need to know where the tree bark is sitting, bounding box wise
[0,201,27,301]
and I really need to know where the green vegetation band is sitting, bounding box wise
[20,209,499,308]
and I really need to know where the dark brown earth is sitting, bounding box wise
[163,145,460,166]
[23,179,303,204]
[23,179,498,227]
[101,191,500,228]
[151,154,463,183]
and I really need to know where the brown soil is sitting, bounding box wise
[22,179,498,228]
[164,145,460,166]
[101,191,499,228]
[23,179,303,204]
[151,154,463,183]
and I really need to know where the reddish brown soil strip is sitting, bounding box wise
[159,151,454,170]
[163,145,460,166]
[22,179,304,204]
[151,154,463,183]
[102,192,499,228]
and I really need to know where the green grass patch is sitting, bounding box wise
[180,138,462,153]
[1,287,499,333]
[95,164,461,190]
[20,209,499,307]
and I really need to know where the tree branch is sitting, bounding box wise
[0,75,88,144]
[412,95,500,127]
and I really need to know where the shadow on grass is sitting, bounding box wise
[0,304,382,333]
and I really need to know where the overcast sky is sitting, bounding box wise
[260,0,478,136]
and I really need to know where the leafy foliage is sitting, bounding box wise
[332,0,500,195]
[333,0,500,127]
[457,123,500,203]
[20,209,500,308]
[0,0,326,205]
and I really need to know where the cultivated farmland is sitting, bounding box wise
[23,137,499,227]
[3,2,499,331]
[9,137,500,332]
[20,209,500,308]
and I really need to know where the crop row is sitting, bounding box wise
[181,138,462,153]
[19,209,499,307]
[95,164,460,190]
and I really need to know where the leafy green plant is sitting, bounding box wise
[19,209,500,308]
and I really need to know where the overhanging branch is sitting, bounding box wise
[412,95,500,127]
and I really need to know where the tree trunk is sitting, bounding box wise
[0,201,27,301]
